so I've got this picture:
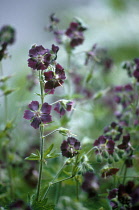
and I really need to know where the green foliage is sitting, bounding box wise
[31,198,55,210]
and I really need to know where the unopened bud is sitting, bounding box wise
[102,150,109,159]
[96,154,102,163]
[108,155,113,164]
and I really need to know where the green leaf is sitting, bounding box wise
[86,72,93,83]
[25,153,40,161]
[93,87,110,100]
[0,75,13,82]
[31,198,55,210]
[43,144,54,158]
[4,88,16,95]
[34,92,41,96]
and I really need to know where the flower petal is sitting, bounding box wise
[41,114,52,124]
[23,110,34,120]
[28,101,39,111]
[44,71,54,81]
[31,117,41,129]
[41,103,52,114]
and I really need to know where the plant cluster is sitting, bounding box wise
[1,14,139,210]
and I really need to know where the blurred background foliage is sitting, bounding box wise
[1,0,139,208]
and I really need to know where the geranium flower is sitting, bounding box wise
[65,21,86,48]
[28,44,59,70]
[54,100,73,117]
[0,25,15,45]
[61,137,81,158]
[23,101,52,129]
[108,181,139,209]
[44,63,66,94]
[93,135,115,155]
[81,172,99,198]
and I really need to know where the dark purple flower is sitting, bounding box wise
[28,44,59,71]
[0,25,15,45]
[81,172,99,198]
[134,58,139,70]
[118,134,130,150]
[93,135,115,155]
[85,44,97,65]
[101,167,119,178]
[122,60,134,77]
[133,69,139,82]
[108,182,139,209]
[54,100,73,117]
[9,200,31,210]
[23,101,52,129]
[61,137,81,158]
[51,44,59,54]
[108,188,118,200]
[65,21,85,48]
[44,63,66,94]
[28,45,51,70]
[124,84,133,91]
[114,86,123,92]
[50,13,60,24]
[102,57,113,71]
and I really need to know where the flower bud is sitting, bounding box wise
[102,150,109,159]
[113,153,119,162]
[117,149,125,158]
[96,154,102,163]
[108,155,113,164]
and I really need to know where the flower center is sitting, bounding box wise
[35,111,41,118]
[37,54,44,63]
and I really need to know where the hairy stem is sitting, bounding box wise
[43,162,66,199]
[36,125,44,201]
[36,70,45,200]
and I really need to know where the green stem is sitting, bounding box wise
[39,70,44,104]
[75,179,79,201]
[43,176,73,200]
[55,182,61,204]
[67,52,71,70]
[43,129,58,138]
[0,61,3,75]
[123,164,127,185]
[86,147,94,156]
[4,95,8,122]
[36,70,45,201]
[36,125,44,201]
[43,162,66,199]
[7,160,14,199]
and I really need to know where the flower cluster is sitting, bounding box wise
[44,63,66,94]
[28,44,59,71]
[123,58,139,82]
[28,44,66,94]
[85,44,113,72]
[94,135,115,155]
[60,137,81,158]
[46,14,87,49]
[65,20,87,48]
[23,101,52,129]
[114,84,134,109]
[104,121,123,141]
[0,25,15,61]
[54,100,73,117]
[108,181,139,209]
[46,13,64,44]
